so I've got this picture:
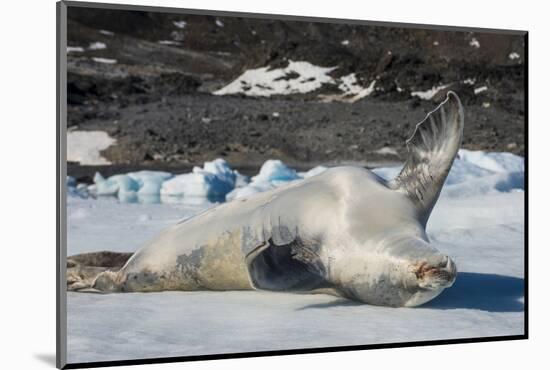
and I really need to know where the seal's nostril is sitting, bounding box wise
[436,256,448,268]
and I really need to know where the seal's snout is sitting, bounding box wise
[412,255,457,290]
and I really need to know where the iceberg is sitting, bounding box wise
[252,159,299,184]
[226,160,300,201]
[68,150,524,204]
[160,159,237,200]
[127,171,173,195]
[93,173,140,196]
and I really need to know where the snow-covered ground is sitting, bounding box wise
[66,150,524,364]
[67,130,116,165]
[213,60,377,102]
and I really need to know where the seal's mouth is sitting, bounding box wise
[411,256,457,290]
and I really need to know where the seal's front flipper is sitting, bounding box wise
[245,238,328,292]
[391,91,464,225]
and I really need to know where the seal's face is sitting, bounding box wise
[401,253,457,306]
[332,240,457,307]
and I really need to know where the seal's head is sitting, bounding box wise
[333,238,457,307]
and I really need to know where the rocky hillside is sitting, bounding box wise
[66,6,526,172]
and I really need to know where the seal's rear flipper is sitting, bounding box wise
[391,91,464,225]
[67,251,134,269]
[67,251,133,292]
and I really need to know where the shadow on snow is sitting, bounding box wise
[423,272,524,312]
[298,272,524,313]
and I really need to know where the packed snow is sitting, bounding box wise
[336,74,376,102]
[66,150,524,364]
[375,146,398,156]
[170,31,184,42]
[474,86,488,95]
[88,42,107,50]
[411,84,451,100]
[173,20,187,29]
[92,57,117,64]
[67,46,84,53]
[469,37,480,48]
[158,40,181,46]
[509,52,520,60]
[67,130,116,165]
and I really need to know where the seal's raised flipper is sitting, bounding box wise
[391,91,464,225]
[67,251,133,291]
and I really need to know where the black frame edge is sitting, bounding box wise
[63,335,527,369]
[62,0,527,35]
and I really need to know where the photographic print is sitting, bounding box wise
[58,1,527,368]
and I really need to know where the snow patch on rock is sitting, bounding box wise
[411,84,450,100]
[67,130,116,165]
[89,42,107,50]
[92,57,117,64]
[214,60,337,97]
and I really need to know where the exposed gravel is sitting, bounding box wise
[66,7,526,178]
